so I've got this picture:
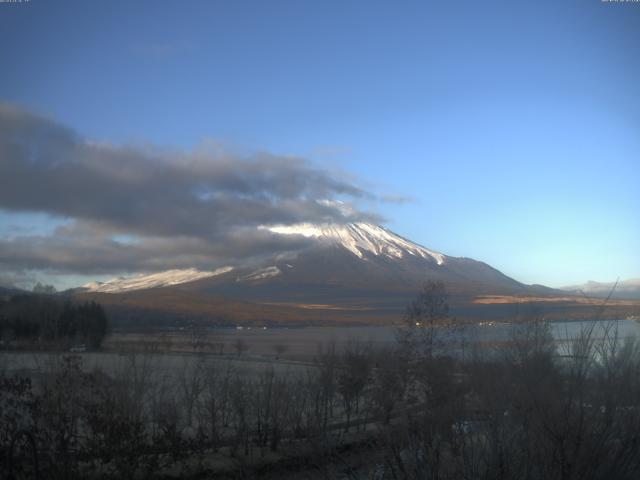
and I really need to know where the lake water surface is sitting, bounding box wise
[3,319,639,371]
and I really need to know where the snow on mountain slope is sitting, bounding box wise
[240,266,282,282]
[82,267,233,293]
[263,222,446,264]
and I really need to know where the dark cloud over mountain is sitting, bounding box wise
[0,103,381,279]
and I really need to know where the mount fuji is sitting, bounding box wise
[75,223,561,325]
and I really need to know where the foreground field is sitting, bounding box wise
[4,319,640,479]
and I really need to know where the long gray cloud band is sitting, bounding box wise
[0,103,383,276]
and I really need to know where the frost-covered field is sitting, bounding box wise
[0,350,310,380]
[4,319,637,376]
[108,319,640,356]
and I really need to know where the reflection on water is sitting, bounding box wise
[465,318,640,343]
[225,319,640,360]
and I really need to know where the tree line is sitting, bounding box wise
[0,293,109,349]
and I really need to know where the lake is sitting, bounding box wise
[3,319,639,370]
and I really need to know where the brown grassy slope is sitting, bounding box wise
[76,286,640,328]
[75,288,397,325]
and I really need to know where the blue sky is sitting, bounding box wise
[0,0,638,288]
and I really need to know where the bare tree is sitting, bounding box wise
[180,357,206,428]
[234,338,249,356]
[273,343,288,359]
[338,341,372,431]
[370,347,406,425]
[211,341,226,355]
[196,359,227,450]
[314,342,339,436]
[229,375,250,456]
[400,280,456,361]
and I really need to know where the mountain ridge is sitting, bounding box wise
[561,279,640,300]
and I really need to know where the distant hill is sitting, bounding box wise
[561,279,640,300]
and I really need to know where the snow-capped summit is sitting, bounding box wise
[263,222,446,264]
[82,267,233,293]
